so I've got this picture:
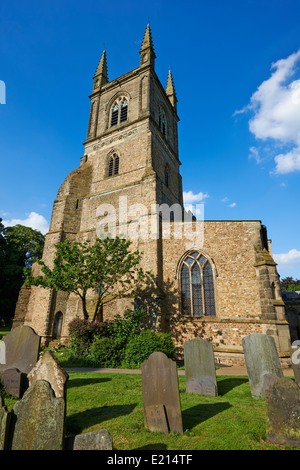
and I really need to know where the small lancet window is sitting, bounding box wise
[120,99,128,122]
[165,165,169,187]
[108,153,120,177]
[111,104,119,126]
[159,109,166,136]
[180,251,216,317]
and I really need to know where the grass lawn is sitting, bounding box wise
[2,369,299,450]
[62,371,298,450]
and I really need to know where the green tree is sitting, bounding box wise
[25,237,153,321]
[280,276,300,291]
[0,220,45,324]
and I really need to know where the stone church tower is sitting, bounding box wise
[13,25,291,365]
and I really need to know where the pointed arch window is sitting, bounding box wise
[180,251,216,317]
[110,97,128,127]
[108,153,120,177]
[158,108,166,136]
[164,165,169,187]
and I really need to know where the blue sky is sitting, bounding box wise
[0,0,300,280]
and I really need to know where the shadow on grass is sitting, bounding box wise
[67,377,112,389]
[134,443,168,450]
[216,377,249,396]
[66,403,137,435]
[183,402,232,430]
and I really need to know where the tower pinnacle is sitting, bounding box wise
[93,49,108,89]
[166,69,177,110]
[139,24,156,69]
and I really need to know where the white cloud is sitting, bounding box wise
[235,49,300,174]
[249,146,263,164]
[221,197,236,207]
[274,148,300,174]
[273,249,300,269]
[183,190,209,204]
[2,212,49,234]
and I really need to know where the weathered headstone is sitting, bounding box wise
[266,377,300,448]
[0,396,10,450]
[1,368,27,398]
[65,429,113,450]
[184,338,217,396]
[9,380,65,450]
[0,325,40,374]
[141,352,183,434]
[262,373,280,398]
[242,333,283,399]
[28,350,69,398]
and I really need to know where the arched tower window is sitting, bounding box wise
[180,251,216,317]
[108,153,120,176]
[110,97,128,127]
[158,108,166,135]
[164,165,169,187]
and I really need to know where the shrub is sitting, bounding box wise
[89,336,125,368]
[68,318,108,355]
[123,329,176,368]
[106,308,147,346]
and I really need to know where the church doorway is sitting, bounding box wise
[53,312,63,339]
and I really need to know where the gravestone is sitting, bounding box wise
[0,325,40,374]
[0,396,10,450]
[141,352,183,434]
[262,373,279,398]
[9,380,65,450]
[242,333,283,398]
[28,350,69,398]
[66,429,113,450]
[1,368,27,398]
[184,338,217,396]
[266,377,300,448]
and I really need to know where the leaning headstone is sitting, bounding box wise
[0,325,40,374]
[0,396,10,450]
[184,338,217,396]
[266,377,300,448]
[261,373,280,398]
[28,350,69,398]
[65,429,113,450]
[1,368,27,398]
[9,380,65,450]
[242,333,283,399]
[141,352,183,434]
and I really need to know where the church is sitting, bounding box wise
[13,25,291,365]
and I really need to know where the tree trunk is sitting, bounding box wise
[81,295,89,320]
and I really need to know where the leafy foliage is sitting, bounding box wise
[280,276,300,291]
[123,329,176,368]
[0,219,45,324]
[61,309,176,369]
[25,237,153,321]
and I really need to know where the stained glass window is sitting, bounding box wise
[180,252,216,317]
[181,264,191,315]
